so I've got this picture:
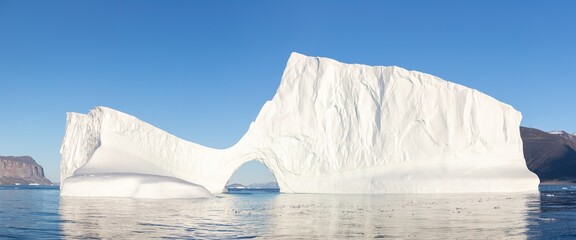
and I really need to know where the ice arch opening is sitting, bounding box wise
[226,160,280,190]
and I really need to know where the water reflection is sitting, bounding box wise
[267,193,538,239]
[60,195,270,239]
[60,192,549,239]
[525,185,576,239]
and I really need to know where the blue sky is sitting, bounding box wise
[1,1,574,184]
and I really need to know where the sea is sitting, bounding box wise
[1,185,575,239]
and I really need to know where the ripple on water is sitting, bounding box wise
[1,186,576,239]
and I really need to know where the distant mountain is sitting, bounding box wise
[247,182,279,189]
[226,183,247,189]
[521,127,576,182]
[548,131,576,142]
[0,156,52,185]
[226,182,279,190]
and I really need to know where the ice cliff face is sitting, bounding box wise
[60,53,539,197]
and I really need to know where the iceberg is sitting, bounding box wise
[60,53,539,197]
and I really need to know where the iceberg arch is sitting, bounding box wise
[60,53,539,197]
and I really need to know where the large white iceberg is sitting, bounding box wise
[60,53,539,197]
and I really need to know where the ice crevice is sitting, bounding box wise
[59,52,539,198]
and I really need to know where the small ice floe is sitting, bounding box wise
[562,187,568,190]
[545,194,554,197]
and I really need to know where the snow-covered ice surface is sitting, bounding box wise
[60,53,539,197]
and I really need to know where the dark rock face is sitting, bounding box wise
[550,131,576,143]
[0,156,52,185]
[521,127,576,182]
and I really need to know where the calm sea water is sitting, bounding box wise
[1,185,576,239]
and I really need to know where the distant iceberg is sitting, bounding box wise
[60,53,539,198]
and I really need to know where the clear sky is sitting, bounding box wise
[1,1,574,184]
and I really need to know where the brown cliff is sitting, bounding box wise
[0,156,52,185]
